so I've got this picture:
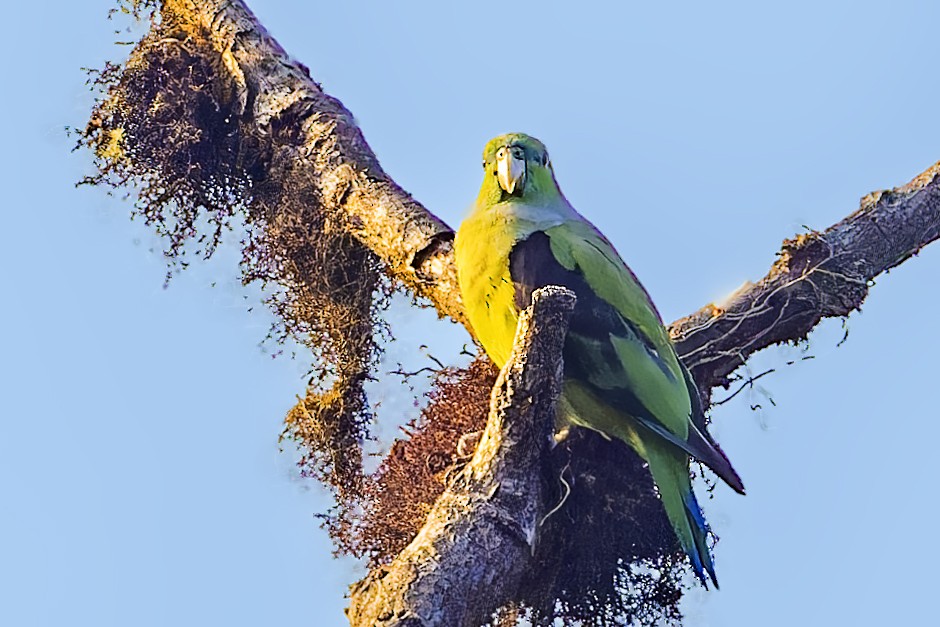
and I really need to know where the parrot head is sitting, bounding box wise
[478,133,560,205]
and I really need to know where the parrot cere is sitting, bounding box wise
[454,133,745,588]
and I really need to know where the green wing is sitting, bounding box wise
[509,223,744,493]
[543,221,690,437]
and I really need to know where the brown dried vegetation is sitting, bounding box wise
[322,357,688,625]
[305,355,685,625]
[330,358,496,565]
[513,430,687,626]
[77,14,386,496]
[77,5,701,624]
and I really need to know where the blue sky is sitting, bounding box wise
[3,1,940,625]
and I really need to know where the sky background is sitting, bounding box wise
[3,1,940,625]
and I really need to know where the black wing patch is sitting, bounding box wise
[509,231,667,411]
[509,231,746,494]
[509,231,666,377]
[510,231,645,347]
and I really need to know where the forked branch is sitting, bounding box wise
[82,1,940,625]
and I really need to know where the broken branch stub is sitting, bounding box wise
[347,287,576,627]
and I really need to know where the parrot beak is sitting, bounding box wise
[496,146,526,195]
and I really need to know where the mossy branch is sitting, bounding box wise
[79,1,940,625]
[98,0,940,383]
[347,286,575,627]
[670,164,940,399]
[156,0,464,322]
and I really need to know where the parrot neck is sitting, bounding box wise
[488,201,572,233]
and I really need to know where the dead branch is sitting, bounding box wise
[81,1,940,625]
[111,0,940,384]
[347,287,575,627]
[154,0,465,323]
[671,166,940,398]
[152,0,940,382]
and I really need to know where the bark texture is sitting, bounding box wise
[84,1,940,625]
[347,287,575,627]
[671,167,940,397]
[147,0,940,363]
[152,0,940,361]
[156,0,465,323]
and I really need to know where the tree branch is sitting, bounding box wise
[153,0,940,384]
[347,287,576,627]
[155,0,465,323]
[85,1,940,624]
[671,165,940,397]
[149,0,940,387]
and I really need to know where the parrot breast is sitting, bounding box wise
[454,204,528,368]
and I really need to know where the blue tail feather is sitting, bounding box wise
[682,490,719,589]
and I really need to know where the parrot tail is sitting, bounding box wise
[682,488,718,589]
[634,415,745,496]
[646,441,719,588]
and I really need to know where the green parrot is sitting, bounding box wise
[454,133,745,587]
